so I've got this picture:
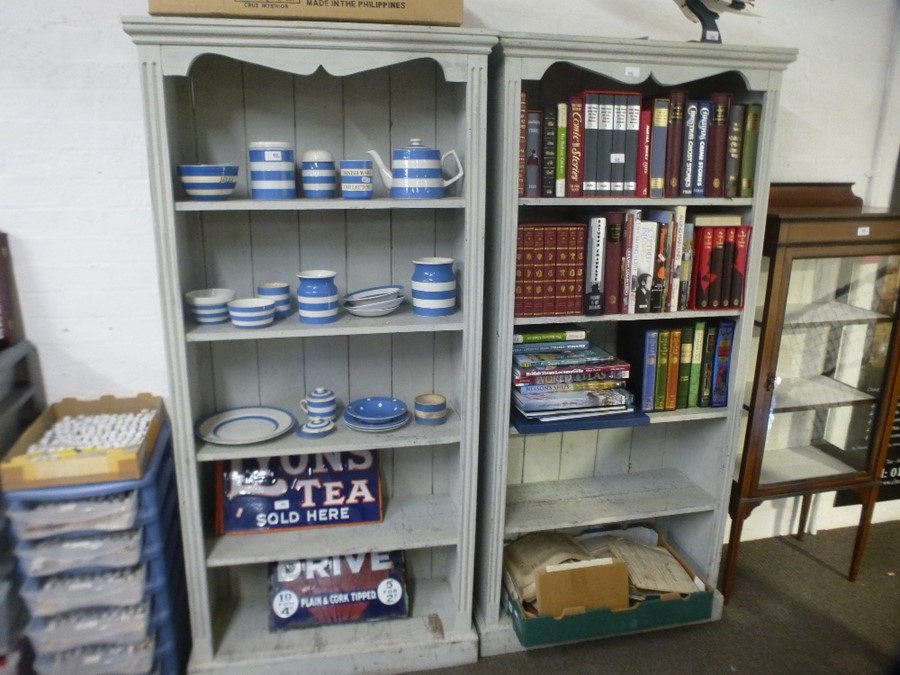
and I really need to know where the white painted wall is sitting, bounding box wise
[1,1,898,535]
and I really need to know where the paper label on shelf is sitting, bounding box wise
[268,550,409,630]
[217,451,383,534]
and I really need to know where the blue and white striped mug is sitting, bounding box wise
[368,139,464,199]
[248,142,296,199]
[411,257,456,317]
[301,150,336,199]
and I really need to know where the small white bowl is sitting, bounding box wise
[185,288,236,307]
[228,298,276,314]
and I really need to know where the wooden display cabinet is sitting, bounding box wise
[724,183,900,599]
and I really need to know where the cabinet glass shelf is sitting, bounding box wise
[176,197,466,211]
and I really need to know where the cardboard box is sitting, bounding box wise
[506,539,714,648]
[148,0,464,27]
[0,394,165,492]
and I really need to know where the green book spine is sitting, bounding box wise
[687,320,706,407]
[699,323,719,407]
[654,329,670,411]
[738,103,762,198]
[675,324,694,408]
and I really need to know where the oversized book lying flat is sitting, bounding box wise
[512,345,616,369]
[512,386,633,412]
[513,357,631,380]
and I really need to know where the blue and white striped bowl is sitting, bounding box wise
[177,164,238,201]
[228,298,275,328]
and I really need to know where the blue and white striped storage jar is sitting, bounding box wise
[411,257,456,317]
[248,142,296,200]
[301,150,336,199]
[296,270,339,324]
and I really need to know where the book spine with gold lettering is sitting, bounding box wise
[648,98,669,199]
[705,92,731,197]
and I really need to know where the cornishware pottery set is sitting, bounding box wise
[178,138,463,201]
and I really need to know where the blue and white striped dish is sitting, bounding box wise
[249,142,296,199]
[177,164,238,201]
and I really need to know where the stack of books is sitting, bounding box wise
[511,325,634,423]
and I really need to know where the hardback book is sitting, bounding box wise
[719,226,737,308]
[667,205,687,312]
[636,107,653,198]
[619,210,637,314]
[596,91,616,196]
[687,320,706,407]
[513,386,633,413]
[541,104,558,198]
[724,103,745,198]
[566,93,585,197]
[512,338,591,354]
[664,327,682,411]
[648,98,670,198]
[623,93,642,196]
[603,211,625,315]
[698,322,719,407]
[610,93,629,195]
[554,224,569,314]
[555,101,568,197]
[512,358,630,386]
[680,99,699,197]
[573,224,587,315]
[543,225,559,315]
[518,91,526,196]
[516,379,622,395]
[691,99,712,198]
[513,345,616,370]
[710,320,735,407]
[664,90,687,198]
[707,226,727,308]
[585,216,606,315]
[739,103,762,198]
[678,221,695,311]
[675,323,695,409]
[691,226,715,309]
[644,208,673,313]
[269,550,408,631]
[533,225,546,315]
[630,215,657,314]
[654,328,670,411]
[514,227,525,316]
[514,401,632,422]
[521,225,536,317]
[513,324,587,344]
[730,225,752,308]
[638,326,659,411]
[704,92,731,198]
[525,110,543,197]
[582,91,601,196]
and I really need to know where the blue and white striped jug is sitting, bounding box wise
[368,138,464,199]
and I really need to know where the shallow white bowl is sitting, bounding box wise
[185,288,236,307]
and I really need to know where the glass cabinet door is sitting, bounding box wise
[755,252,900,486]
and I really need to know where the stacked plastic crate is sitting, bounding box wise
[2,422,188,674]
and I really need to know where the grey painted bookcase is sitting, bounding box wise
[124,17,494,673]
[476,33,796,654]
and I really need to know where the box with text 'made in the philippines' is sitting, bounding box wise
[269,550,408,630]
[148,0,464,27]
[216,450,382,534]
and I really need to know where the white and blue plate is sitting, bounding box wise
[343,410,410,433]
[343,285,403,306]
[196,407,296,445]
[345,396,407,423]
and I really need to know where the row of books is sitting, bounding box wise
[620,319,736,411]
[519,89,762,200]
[510,327,634,423]
[515,208,750,318]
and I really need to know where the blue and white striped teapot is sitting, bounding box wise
[368,138,464,199]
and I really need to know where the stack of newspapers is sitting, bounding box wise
[511,325,634,423]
